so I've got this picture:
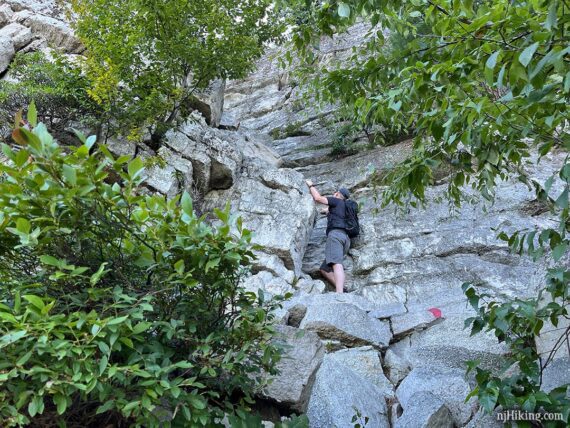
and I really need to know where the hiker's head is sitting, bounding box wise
[336,188,350,200]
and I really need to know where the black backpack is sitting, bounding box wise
[344,199,360,238]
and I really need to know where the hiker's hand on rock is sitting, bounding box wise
[305,179,313,188]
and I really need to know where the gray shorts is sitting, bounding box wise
[320,229,350,273]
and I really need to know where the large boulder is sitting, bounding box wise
[21,14,82,53]
[394,392,454,428]
[262,325,324,412]
[0,22,32,49]
[187,79,226,127]
[0,35,15,74]
[396,367,477,426]
[241,271,294,298]
[165,119,243,193]
[0,5,14,27]
[326,346,394,397]
[299,300,392,348]
[307,357,389,428]
[108,143,193,198]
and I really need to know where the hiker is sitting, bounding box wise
[305,179,352,293]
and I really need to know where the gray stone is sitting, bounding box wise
[286,291,383,313]
[327,346,394,397]
[394,392,454,428]
[263,325,324,412]
[299,301,392,348]
[307,358,389,428]
[0,4,14,26]
[391,309,442,338]
[0,36,15,74]
[23,14,83,53]
[384,338,412,385]
[252,252,295,285]
[219,110,240,130]
[397,289,509,372]
[144,163,178,197]
[541,357,570,394]
[368,302,407,319]
[464,408,505,428]
[294,278,326,295]
[188,79,226,127]
[5,0,60,16]
[0,23,32,49]
[105,137,137,158]
[241,271,294,297]
[165,117,242,192]
[157,146,193,193]
[396,367,477,426]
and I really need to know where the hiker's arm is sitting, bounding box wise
[305,180,328,205]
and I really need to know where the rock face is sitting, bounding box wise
[299,302,392,349]
[220,25,568,426]
[262,326,324,412]
[0,35,15,73]
[394,391,454,428]
[307,357,390,428]
[396,367,477,425]
[0,0,80,67]
[188,79,226,127]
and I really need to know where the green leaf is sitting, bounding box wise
[479,389,499,411]
[122,400,140,413]
[338,2,350,18]
[23,295,45,310]
[16,218,31,234]
[518,42,539,67]
[555,188,568,209]
[28,101,37,127]
[62,164,77,186]
[552,243,567,261]
[90,262,109,285]
[107,315,128,325]
[189,395,206,410]
[73,128,87,143]
[128,157,145,180]
[544,1,558,31]
[54,394,67,415]
[181,191,193,215]
[85,135,97,150]
[99,355,109,375]
[485,51,500,70]
[40,255,62,267]
[205,257,220,273]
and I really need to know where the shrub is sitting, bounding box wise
[0,52,99,141]
[0,110,284,427]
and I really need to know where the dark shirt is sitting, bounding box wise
[326,196,347,235]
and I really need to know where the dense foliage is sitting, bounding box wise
[0,52,99,142]
[0,109,287,427]
[285,0,570,423]
[68,0,284,142]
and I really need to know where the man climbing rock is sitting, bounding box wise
[305,179,351,293]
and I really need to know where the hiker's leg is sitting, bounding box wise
[320,268,336,287]
[332,263,345,293]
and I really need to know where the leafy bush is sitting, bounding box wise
[68,0,284,142]
[330,123,359,157]
[0,110,285,427]
[0,52,99,141]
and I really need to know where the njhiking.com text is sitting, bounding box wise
[497,410,564,423]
